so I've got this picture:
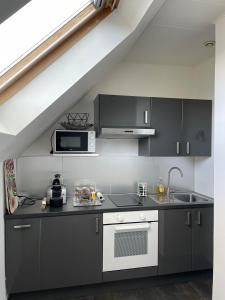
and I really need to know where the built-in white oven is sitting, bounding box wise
[103,210,158,272]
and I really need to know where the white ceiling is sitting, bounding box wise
[126,0,225,66]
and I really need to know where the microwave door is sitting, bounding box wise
[56,132,88,152]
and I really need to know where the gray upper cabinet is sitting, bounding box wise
[139,98,212,157]
[139,98,182,156]
[94,95,212,156]
[158,207,213,275]
[5,218,41,294]
[94,94,151,135]
[182,100,212,156]
[40,214,102,290]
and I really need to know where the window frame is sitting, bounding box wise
[0,3,96,92]
[0,0,120,100]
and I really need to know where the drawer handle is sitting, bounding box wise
[197,211,201,226]
[176,142,180,155]
[144,110,148,124]
[115,223,150,232]
[186,142,190,155]
[124,130,134,133]
[13,225,31,229]
[186,212,191,227]
[95,217,99,234]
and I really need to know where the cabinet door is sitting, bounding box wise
[40,214,102,290]
[182,100,212,156]
[192,207,213,270]
[139,98,182,156]
[99,95,151,128]
[5,218,41,294]
[158,209,192,275]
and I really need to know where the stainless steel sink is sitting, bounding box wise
[150,194,181,204]
[172,193,211,203]
[150,192,213,204]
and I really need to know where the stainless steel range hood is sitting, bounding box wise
[99,128,156,138]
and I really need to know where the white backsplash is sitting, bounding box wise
[17,96,195,197]
[16,143,195,197]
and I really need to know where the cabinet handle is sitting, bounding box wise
[186,142,190,155]
[144,110,148,124]
[176,142,180,155]
[95,217,99,234]
[186,212,191,227]
[197,211,201,226]
[124,130,134,133]
[13,224,31,230]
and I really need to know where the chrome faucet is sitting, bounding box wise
[167,167,183,197]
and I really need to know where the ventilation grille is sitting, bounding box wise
[114,231,148,258]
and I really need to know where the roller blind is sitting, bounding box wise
[94,0,119,9]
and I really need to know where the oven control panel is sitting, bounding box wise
[103,210,158,225]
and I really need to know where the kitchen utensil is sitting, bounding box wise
[137,182,148,197]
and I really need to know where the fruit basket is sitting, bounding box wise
[60,113,93,130]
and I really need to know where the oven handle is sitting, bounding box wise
[115,223,150,232]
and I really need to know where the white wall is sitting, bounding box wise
[194,58,215,197]
[18,92,195,197]
[2,51,214,300]
[213,14,225,300]
[17,61,214,198]
[0,0,167,161]
[95,61,215,197]
[192,58,215,100]
[0,161,6,300]
[194,156,214,197]
[95,62,195,98]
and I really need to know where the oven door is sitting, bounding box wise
[103,222,158,272]
[55,131,88,153]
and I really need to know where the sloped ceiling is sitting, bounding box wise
[125,0,225,66]
[0,0,166,159]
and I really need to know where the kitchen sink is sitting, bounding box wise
[150,194,183,204]
[172,193,211,203]
[150,192,213,204]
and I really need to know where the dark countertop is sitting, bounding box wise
[5,192,214,220]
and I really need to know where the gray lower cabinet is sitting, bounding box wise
[192,207,213,270]
[5,214,103,295]
[40,214,103,290]
[5,208,213,294]
[158,209,192,275]
[5,218,41,294]
[158,207,213,275]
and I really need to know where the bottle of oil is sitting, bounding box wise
[156,178,165,194]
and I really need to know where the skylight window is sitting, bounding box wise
[0,0,119,97]
[0,0,92,76]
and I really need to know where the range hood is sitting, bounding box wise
[99,128,156,138]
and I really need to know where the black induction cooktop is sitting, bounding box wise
[109,194,144,207]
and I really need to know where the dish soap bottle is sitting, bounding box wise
[157,178,165,194]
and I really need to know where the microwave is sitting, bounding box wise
[54,130,96,154]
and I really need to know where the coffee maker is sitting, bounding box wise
[47,174,66,207]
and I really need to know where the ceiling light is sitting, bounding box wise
[203,41,215,47]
